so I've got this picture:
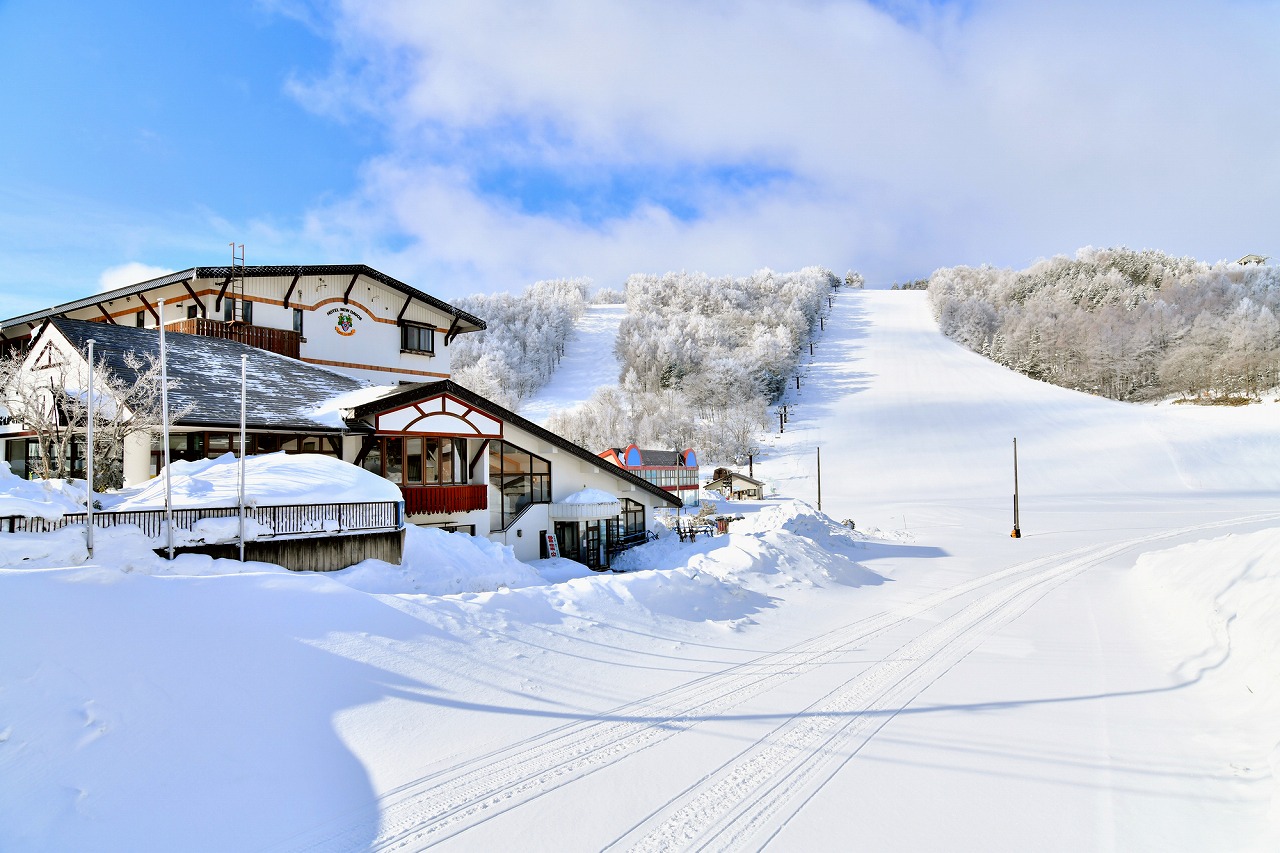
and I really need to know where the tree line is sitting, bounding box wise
[546,267,841,461]
[448,278,589,408]
[928,247,1280,402]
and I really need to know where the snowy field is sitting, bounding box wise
[3,290,1279,851]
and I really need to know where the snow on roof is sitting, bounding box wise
[113,452,402,510]
[49,317,367,431]
[559,488,621,506]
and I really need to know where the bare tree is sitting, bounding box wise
[1,341,187,490]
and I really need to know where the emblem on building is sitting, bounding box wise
[326,306,364,337]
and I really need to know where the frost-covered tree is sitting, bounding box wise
[450,278,589,408]
[928,247,1280,402]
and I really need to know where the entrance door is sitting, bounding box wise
[583,521,607,571]
[554,522,579,563]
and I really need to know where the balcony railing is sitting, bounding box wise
[3,501,403,540]
[169,318,301,359]
[402,484,488,516]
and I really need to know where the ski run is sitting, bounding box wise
[3,290,1280,851]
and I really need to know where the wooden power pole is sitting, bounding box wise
[1011,437,1022,538]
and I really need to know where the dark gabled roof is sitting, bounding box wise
[605,447,691,467]
[47,317,365,431]
[351,381,684,508]
[708,471,765,487]
[2,264,486,333]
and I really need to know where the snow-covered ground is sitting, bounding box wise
[518,303,626,425]
[2,290,1278,851]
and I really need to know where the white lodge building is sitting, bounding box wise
[0,264,486,385]
[0,265,681,568]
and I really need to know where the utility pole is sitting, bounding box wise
[816,446,822,512]
[1011,437,1022,538]
[238,354,248,562]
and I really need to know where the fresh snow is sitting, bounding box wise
[110,451,402,510]
[2,290,1279,851]
[559,487,622,505]
[0,463,87,520]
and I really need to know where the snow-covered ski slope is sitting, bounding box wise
[519,303,626,424]
[4,289,1280,852]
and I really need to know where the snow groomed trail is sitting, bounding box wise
[265,290,1280,851]
[518,303,626,425]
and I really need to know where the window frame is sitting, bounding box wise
[400,322,435,355]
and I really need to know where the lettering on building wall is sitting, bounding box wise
[326,307,365,337]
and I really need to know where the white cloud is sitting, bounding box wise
[97,262,176,293]
[280,0,1280,290]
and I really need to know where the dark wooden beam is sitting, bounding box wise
[444,315,461,346]
[396,294,413,325]
[468,439,490,477]
[283,273,301,309]
[342,273,359,305]
[97,304,117,324]
[137,292,160,325]
[214,277,232,313]
[353,434,378,467]
[182,279,205,318]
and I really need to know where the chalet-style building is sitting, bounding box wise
[705,470,767,501]
[0,264,485,385]
[597,445,700,506]
[1,289,681,567]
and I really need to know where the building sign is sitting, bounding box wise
[327,307,364,337]
[545,532,560,558]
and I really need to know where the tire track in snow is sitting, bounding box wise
[613,513,1280,852]
[266,544,1112,853]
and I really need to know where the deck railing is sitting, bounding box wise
[2,501,403,540]
[401,484,488,516]
[169,318,301,359]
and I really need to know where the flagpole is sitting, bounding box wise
[238,354,247,562]
[159,299,174,559]
[86,339,95,558]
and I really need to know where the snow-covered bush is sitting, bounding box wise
[928,247,1280,401]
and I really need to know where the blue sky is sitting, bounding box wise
[2,0,1279,315]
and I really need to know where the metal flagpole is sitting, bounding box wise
[86,339,95,558]
[238,354,247,562]
[1011,437,1022,538]
[159,299,175,559]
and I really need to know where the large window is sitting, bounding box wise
[401,323,435,354]
[619,498,645,540]
[489,440,550,530]
[362,436,469,486]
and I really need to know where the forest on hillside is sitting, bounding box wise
[547,267,844,461]
[928,247,1280,402]
[449,278,588,408]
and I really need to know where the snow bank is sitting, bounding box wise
[113,452,402,510]
[0,462,87,520]
[617,499,884,591]
[335,524,545,595]
[1132,529,1280,838]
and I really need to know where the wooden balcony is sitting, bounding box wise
[402,484,488,516]
[169,318,301,359]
